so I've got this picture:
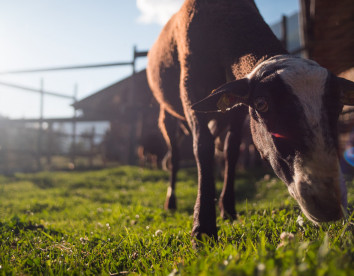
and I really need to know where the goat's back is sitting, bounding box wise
[147,0,285,116]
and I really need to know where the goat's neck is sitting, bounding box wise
[231,54,272,79]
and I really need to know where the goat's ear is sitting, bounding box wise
[338,77,354,106]
[191,78,250,113]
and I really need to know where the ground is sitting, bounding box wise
[0,166,353,275]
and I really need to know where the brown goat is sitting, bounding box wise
[147,0,354,241]
[137,132,167,169]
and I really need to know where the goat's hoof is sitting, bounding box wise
[164,195,177,210]
[219,200,237,221]
[191,233,218,249]
[191,225,218,248]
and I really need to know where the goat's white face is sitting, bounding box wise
[192,55,354,223]
[248,56,345,222]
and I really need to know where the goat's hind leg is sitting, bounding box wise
[219,109,247,220]
[159,108,180,210]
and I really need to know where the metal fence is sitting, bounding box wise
[0,118,110,174]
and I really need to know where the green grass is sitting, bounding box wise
[0,166,353,275]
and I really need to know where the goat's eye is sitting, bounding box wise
[254,97,268,112]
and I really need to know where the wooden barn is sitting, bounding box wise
[73,70,166,165]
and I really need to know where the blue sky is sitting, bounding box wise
[0,0,299,119]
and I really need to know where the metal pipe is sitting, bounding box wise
[0,81,74,99]
[0,61,134,75]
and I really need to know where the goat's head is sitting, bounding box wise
[192,55,354,223]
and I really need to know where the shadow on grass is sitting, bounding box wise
[1,216,63,237]
[221,168,274,202]
[171,167,274,215]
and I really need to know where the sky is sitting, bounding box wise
[0,0,299,120]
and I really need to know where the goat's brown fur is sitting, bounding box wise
[147,0,286,240]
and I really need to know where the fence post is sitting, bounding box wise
[0,125,9,175]
[127,46,149,165]
[281,15,288,50]
[89,126,95,167]
[128,46,138,165]
[46,122,53,167]
[299,0,313,59]
[37,78,44,171]
[71,84,78,167]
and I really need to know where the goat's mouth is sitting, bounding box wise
[298,196,345,223]
[288,181,346,223]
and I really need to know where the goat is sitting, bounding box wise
[137,132,166,169]
[146,0,354,240]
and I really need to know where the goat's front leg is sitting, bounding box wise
[191,122,217,241]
